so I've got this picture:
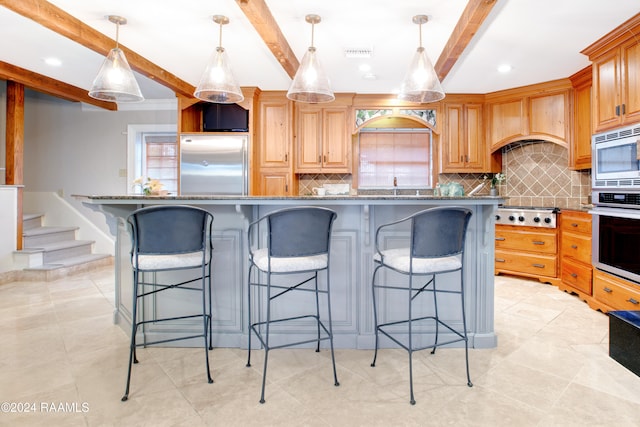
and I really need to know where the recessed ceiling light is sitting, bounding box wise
[497,64,512,73]
[362,73,377,80]
[43,57,62,67]
[344,47,373,58]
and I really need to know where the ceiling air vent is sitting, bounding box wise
[344,47,373,58]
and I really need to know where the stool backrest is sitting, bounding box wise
[411,207,472,258]
[128,205,213,255]
[267,207,337,258]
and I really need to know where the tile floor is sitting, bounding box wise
[1,267,640,426]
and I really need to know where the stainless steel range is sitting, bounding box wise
[495,206,559,228]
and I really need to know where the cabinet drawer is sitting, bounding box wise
[593,270,640,311]
[561,257,592,295]
[561,232,591,264]
[560,212,592,235]
[495,228,557,254]
[495,250,557,277]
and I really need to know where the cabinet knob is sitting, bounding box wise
[532,263,545,268]
[628,298,639,305]
[495,258,505,263]
[495,237,505,241]
[532,241,545,245]
[603,287,613,293]
[570,273,578,278]
[571,223,578,227]
[571,244,578,249]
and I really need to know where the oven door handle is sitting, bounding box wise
[591,207,640,220]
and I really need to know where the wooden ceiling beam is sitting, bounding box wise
[1,0,195,98]
[0,61,117,110]
[236,0,299,79]
[434,0,498,81]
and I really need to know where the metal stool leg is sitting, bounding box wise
[430,274,440,355]
[460,270,473,387]
[259,275,272,404]
[314,272,321,352]
[408,275,415,405]
[246,264,253,368]
[122,272,140,402]
[325,270,339,387]
[370,265,382,367]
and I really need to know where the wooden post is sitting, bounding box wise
[6,81,24,250]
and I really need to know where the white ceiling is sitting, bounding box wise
[1,0,639,102]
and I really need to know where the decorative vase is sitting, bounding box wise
[489,187,499,196]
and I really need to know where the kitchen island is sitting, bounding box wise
[76,195,502,350]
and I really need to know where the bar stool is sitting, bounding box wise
[370,206,473,405]
[122,205,214,402]
[246,206,339,403]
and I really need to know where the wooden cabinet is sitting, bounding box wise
[558,210,593,299]
[569,67,593,170]
[486,80,572,152]
[590,269,640,313]
[257,92,295,195]
[495,225,559,285]
[582,14,640,132]
[295,104,351,173]
[441,103,487,172]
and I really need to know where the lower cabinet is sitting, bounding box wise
[495,225,559,285]
[558,210,593,299]
[590,269,640,312]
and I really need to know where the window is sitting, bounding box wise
[127,124,177,194]
[358,129,432,188]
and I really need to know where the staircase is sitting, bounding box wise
[17,213,113,281]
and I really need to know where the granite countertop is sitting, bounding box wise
[74,194,504,201]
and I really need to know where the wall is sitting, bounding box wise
[22,89,177,236]
[1,81,6,184]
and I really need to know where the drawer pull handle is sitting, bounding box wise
[532,263,545,268]
[495,237,505,241]
[603,287,613,293]
[571,245,578,249]
[571,223,579,227]
[571,273,578,278]
[496,258,505,263]
[532,241,545,245]
[628,298,639,305]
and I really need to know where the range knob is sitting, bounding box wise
[518,216,525,222]
[508,215,515,221]
[533,217,541,223]
[544,217,552,224]
[495,214,501,221]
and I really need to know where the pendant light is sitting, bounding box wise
[194,15,244,104]
[398,15,445,103]
[287,14,334,103]
[88,15,144,103]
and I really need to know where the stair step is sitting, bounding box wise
[24,253,112,271]
[29,239,95,264]
[23,213,44,231]
[23,226,78,248]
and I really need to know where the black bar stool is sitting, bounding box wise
[370,206,473,404]
[246,206,340,403]
[122,205,214,401]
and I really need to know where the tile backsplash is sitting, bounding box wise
[298,141,592,209]
[440,141,591,209]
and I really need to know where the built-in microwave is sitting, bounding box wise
[592,124,640,189]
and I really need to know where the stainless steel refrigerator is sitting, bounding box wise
[179,133,249,195]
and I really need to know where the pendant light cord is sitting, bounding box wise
[115,21,120,49]
[218,21,223,49]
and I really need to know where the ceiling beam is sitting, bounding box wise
[434,0,498,81]
[236,0,299,79]
[0,61,117,110]
[1,0,195,98]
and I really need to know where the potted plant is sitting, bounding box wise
[486,173,506,196]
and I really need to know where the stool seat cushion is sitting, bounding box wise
[374,248,461,274]
[252,248,328,273]
[133,251,208,271]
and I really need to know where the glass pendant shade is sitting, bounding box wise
[194,46,244,103]
[287,14,334,103]
[89,47,144,102]
[398,46,444,103]
[287,47,334,103]
[398,15,445,104]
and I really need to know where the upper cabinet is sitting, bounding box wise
[441,102,488,172]
[569,67,593,170]
[486,80,572,152]
[294,94,354,173]
[582,14,640,133]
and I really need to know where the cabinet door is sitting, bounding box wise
[442,103,485,172]
[571,78,592,169]
[260,172,289,196]
[322,108,350,171]
[296,107,322,172]
[621,39,640,126]
[593,49,622,132]
[529,91,569,142]
[488,98,527,150]
[259,99,291,168]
